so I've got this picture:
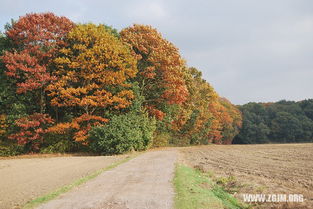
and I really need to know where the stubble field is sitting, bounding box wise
[179,143,313,209]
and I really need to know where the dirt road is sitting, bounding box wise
[0,155,127,209]
[37,149,177,209]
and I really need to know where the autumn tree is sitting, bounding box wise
[47,24,138,141]
[0,13,245,153]
[218,98,242,144]
[172,67,218,144]
[206,98,243,144]
[2,13,74,113]
[120,24,188,120]
[171,67,242,145]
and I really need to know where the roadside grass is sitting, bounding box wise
[174,164,250,209]
[22,152,141,209]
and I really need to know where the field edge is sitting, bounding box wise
[173,163,250,209]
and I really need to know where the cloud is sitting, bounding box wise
[0,0,312,104]
[127,1,168,21]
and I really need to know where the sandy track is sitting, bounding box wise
[37,149,177,209]
[0,155,127,209]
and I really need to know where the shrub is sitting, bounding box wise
[40,140,76,154]
[40,132,89,154]
[152,132,170,147]
[0,142,23,156]
[89,112,156,155]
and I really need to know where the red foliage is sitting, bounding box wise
[146,106,165,120]
[6,13,74,59]
[2,51,55,93]
[2,13,74,94]
[9,113,54,150]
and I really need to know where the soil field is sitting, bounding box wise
[0,154,128,209]
[179,143,313,209]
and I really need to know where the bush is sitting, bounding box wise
[89,112,156,155]
[40,132,89,154]
[0,142,23,156]
[40,140,75,154]
[152,132,170,147]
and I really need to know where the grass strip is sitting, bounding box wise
[23,153,140,209]
[174,164,249,209]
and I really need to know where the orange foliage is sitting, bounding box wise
[1,13,242,148]
[47,114,108,142]
[171,67,242,145]
[207,102,226,144]
[172,67,217,134]
[146,106,165,121]
[208,98,242,144]
[120,24,188,118]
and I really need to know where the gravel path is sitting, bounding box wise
[37,149,177,209]
[0,155,127,209]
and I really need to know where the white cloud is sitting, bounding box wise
[127,1,168,21]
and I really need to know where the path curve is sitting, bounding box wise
[37,149,177,209]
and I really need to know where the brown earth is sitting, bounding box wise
[0,154,128,209]
[179,143,313,209]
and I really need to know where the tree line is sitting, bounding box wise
[233,99,313,144]
[0,13,242,156]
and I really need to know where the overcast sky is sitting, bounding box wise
[0,0,312,104]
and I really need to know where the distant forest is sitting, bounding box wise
[233,99,313,144]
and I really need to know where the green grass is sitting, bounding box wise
[22,153,140,209]
[174,164,249,209]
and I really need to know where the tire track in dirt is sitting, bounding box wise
[37,149,177,209]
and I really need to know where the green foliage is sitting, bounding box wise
[271,112,302,142]
[215,175,240,194]
[103,24,119,38]
[300,99,313,121]
[152,132,170,147]
[40,141,72,154]
[234,100,313,144]
[89,111,156,155]
[40,132,86,153]
[0,142,23,156]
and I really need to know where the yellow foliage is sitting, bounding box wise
[0,114,7,135]
[47,24,138,113]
